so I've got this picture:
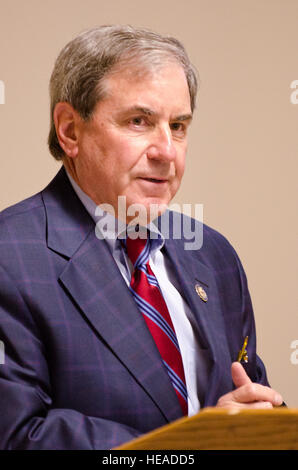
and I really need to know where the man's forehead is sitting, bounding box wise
[100,65,192,116]
[104,63,189,95]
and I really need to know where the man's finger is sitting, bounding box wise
[233,382,283,405]
[231,361,252,388]
[217,382,283,408]
[217,398,274,410]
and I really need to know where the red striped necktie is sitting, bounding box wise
[125,234,188,416]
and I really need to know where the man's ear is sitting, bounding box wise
[53,102,80,158]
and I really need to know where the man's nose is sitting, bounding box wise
[147,125,177,161]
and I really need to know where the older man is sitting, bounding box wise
[0,25,282,450]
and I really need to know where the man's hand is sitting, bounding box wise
[216,362,283,409]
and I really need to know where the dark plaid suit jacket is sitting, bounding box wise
[0,167,269,449]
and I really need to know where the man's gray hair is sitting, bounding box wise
[48,25,198,160]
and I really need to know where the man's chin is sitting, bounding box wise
[114,196,170,225]
[130,202,168,226]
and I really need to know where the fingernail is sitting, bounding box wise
[274,393,283,405]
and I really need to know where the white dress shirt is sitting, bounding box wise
[66,172,204,416]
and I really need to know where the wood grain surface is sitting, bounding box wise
[115,408,298,450]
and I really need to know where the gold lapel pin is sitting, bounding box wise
[237,336,249,363]
[195,284,208,302]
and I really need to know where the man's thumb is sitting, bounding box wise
[231,361,252,388]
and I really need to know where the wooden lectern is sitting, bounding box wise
[115,408,298,450]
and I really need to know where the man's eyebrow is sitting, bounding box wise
[121,106,156,116]
[174,113,193,122]
[120,106,193,121]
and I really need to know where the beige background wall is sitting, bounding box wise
[0,0,297,407]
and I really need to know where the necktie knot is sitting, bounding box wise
[125,233,150,269]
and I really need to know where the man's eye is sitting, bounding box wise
[170,122,185,133]
[130,117,146,126]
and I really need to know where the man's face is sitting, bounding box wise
[71,63,192,222]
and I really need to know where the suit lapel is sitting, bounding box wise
[42,168,182,422]
[163,235,233,405]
